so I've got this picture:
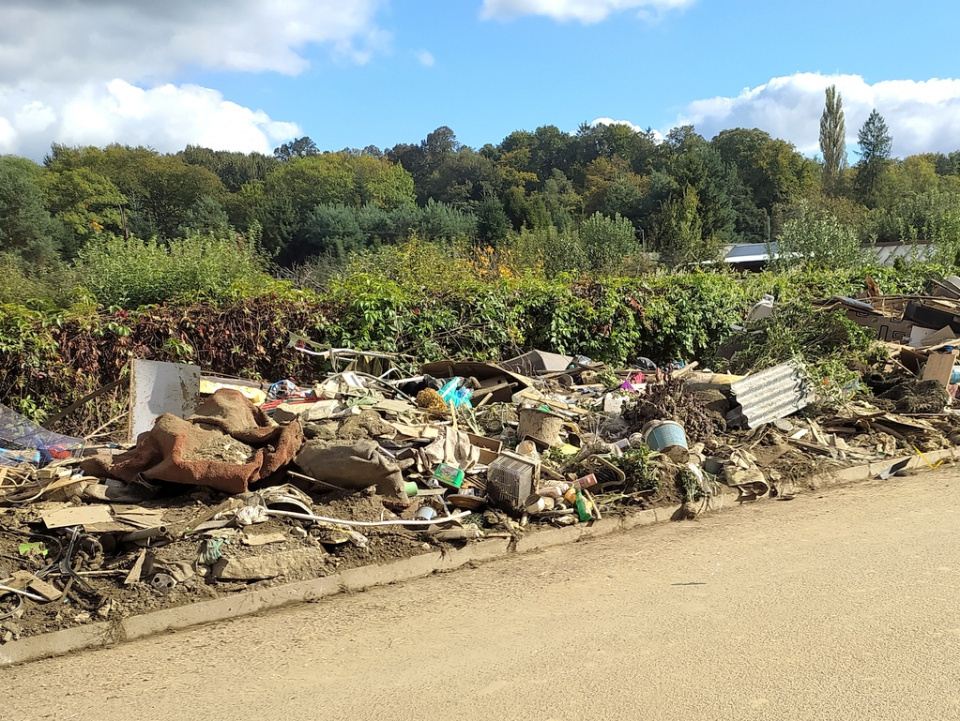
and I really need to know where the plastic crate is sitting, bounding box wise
[486,451,540,512]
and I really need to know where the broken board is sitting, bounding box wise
[41,505,113,529]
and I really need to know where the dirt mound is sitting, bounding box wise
[874,379,949,414]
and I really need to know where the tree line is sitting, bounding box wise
[3,86,960,282]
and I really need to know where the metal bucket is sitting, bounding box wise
[641,420,688,453]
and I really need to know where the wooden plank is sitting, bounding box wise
[44,376,129,425]
[922,349,958,388]
[27,576,63,601]
[41,505,113,529]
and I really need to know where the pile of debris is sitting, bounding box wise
[3,292,960,641]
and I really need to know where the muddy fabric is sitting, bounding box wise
[83,389,303,494]
[295,439,413,507]
[188,390,280,444]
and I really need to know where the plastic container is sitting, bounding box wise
[573,473,597,490]
[524,493,548,514]
[415,506,437,521]
[404,481,419,498]
[574,490,592,522]
[642,420,688,453]
[432,463,464,489]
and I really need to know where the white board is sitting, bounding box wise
[128,359,201,442]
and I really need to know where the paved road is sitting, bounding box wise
[3,468,960,721]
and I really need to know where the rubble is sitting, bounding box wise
[4,279,960,641]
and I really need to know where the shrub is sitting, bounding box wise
[772,200,871,272]
[75,233,272,307]
[580,212,638,274]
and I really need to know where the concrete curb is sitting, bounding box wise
[2,445,957,667]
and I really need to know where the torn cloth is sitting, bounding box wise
[83,389,303,494]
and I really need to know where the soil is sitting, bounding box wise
[189,431,255,464]
[336,411,397,441]
[0,483,446,641]
[874,379,950,414]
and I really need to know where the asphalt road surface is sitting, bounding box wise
[3,467,960,721]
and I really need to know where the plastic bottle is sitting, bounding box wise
[454,385,473,408]
[574,490,593,522]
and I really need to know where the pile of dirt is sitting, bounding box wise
[336,411,396,441]
[623,374,716,442]
[874,379,950,415]
[311,487,431,566]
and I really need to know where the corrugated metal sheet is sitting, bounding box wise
[725,361,815,429]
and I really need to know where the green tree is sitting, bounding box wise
[422,148,499,210]
[176,194,231,238]
[669,144,738,247]
[42,167,127,255]
[273,137,319,161]
[475,197,511,247]
[855,109,893,207]
[541,169,583,228]
[256,153,415,260]
[415,199,477,241]
[773,200,869,271]
[819,85,846,196]
[44,144,227,239]
[711,128,816,215]
[582,156,645,220]
[0,156,65,266]
[579,212,637,274]
[178,146,278,192]
[297,204,366,261]
[655,184,708,265]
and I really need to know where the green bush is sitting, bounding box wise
[772,200,871,273]
[580,212,638,274]
[75,233,272,307]
[0,253,79,310]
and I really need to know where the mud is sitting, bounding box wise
[873,379,950,414]
[0,484,450,641]
[336,411,396,441]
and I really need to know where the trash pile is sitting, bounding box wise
[3,286,960,642]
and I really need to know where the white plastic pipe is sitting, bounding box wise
[266,509,472,528]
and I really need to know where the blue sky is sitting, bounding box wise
[3,0,960,160]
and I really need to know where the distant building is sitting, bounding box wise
[720,240,935,272]
[722,242,780,272]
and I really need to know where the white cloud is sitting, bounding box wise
[481,0,694,23]
[0,0,387,84]
[416,50,436,67]
[593,117,644,133]
[0,81,300,160]
[676,73,960,157]
[0,1,385,158]
[592,118,665,142]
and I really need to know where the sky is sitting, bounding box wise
[3,0,960,162]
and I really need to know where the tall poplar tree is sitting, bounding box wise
[819,85,846,196]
